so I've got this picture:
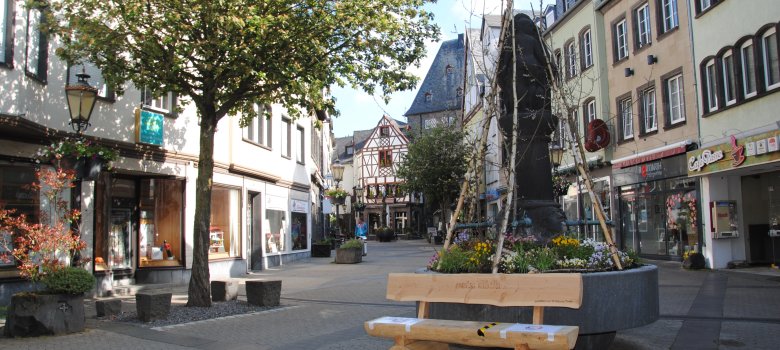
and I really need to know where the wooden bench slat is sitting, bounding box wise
[386,273,583,309]
[366,317,578,350]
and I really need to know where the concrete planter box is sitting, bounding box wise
[311,243,332,258]
[4,293,85,337]
[422,264,659,350]
[335,247,362,264]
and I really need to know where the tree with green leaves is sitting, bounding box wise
[397,126,470,231]
[47,0,438,306]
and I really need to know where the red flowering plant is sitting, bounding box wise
[0,168,87,284]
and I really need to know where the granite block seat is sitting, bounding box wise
[245,280,282,307]
[135,291,172,322]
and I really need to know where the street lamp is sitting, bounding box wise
[65,72,98,134]
[331,162,345,237]
[549,145,564,168]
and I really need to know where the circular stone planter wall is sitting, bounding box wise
[423,264,659,350]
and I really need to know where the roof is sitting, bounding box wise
[403,35,465,116]
[331,117,409,162]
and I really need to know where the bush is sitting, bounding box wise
[435,246,471,273]
[42,267,96,295]
[340,238,364,249]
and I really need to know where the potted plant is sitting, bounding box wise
[375,226,394,242]
[0,168,94,337]
[325,188,348,205]
[34,137,118,180]
[424,233,658,349]
[311,239,333,258]
[335,238,363,264]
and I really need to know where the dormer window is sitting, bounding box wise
[446,64,453,74]
[346,145,353,155]
[424,91,432,102]
[456,87,463,97]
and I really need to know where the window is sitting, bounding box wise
[722,51,737,105]
[0,166,38,276]
[296,125,305,164]
[380,126,390,137]
[660,0,679,33]
[446,64,453,74]
[554,50,563,81]
[620,97,633,140]
[265,208,286,253]
[641,88,657,133]
[566,40,577,78]
[423,118,438,129]
[615,19,628,61]
[741,41,757,98]
[291,209,307,251]
[636,3,651,48]
[142,87,175,113]
[762,28,779,90]
[704,59,719,112]
[581,29,593,69]
[346,145,354,155]
[1,0,14,66]
[137,179,185,268]
[69,62,113,99]
[209,185,241,259]
[666,74,685,124]
[243,104,272,148]
[25,7,47,82]
[424,91,432,102]
[585,99,596,123]
[281,117,291,158]
[555,116,567,148]
[379,149,392,167]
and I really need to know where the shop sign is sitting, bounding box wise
[640,162,663,179]
[267,195,286,210]
[291,199,308,213]
[135,109,165,146]
[687,130,780,176]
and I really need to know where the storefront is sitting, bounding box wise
[262,185,311,268]
[613,150,701,260]
[687,129,780,268]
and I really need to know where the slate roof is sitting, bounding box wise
[404,34,465,116]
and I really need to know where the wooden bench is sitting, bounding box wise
[365,273,582,350]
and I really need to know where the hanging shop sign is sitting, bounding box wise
[687,130,780,176]
[135,108,165,146]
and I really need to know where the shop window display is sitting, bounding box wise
[291,212,307,251]
[266,209,286,253]
[137,179,184,268]
[0,166,39,277]
[209,185,241,259]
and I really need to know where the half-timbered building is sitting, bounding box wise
[355,115,418,237]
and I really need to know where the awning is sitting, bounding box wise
[611,140,693,169]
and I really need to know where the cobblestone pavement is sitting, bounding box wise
[2,240,780,350]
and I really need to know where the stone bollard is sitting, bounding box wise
[245,280,282,306]
[96,299,122,318]
[135,291,172,322]
[211,280,239,301]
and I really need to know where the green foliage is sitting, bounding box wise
[42,267,96,295]
[340,239,364,249]
[528,247,558,272]
[397,126,470,212]
[434,246,471,274]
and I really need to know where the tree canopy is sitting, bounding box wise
[47,0,439,306]
[397,126,469,213]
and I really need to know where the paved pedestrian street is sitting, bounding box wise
[2,240,780,349]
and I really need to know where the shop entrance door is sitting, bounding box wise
[249,192,263,271]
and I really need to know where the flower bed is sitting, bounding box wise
[428,232,640,274]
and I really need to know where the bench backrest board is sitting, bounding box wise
[386,273,583,309]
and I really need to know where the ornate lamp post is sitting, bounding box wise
[65,73,98,134]
[331,163,345,237]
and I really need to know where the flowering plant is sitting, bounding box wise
[34,137,118,167]
[551,172,571,197]
[0,168,88,284]
[325,188,349,199]
[429,232,639,274]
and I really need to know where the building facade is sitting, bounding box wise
[687,0,780,268]
[0,1,331,302]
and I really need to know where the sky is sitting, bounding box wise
[330,0,555,138]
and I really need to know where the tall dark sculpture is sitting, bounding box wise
[497,13,565,240]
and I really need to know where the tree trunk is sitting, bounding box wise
[187,110,217,307]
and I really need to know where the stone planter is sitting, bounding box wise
[422,265,659,350]
[246,280,282,306]
[377,229,394,242]
[4,293,86,337]
[335,247,362,264]
[311,243,332,257]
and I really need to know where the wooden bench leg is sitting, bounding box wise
[391,336,450,350]
[514,344,531,350]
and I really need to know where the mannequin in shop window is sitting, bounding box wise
[163,240,173,259]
